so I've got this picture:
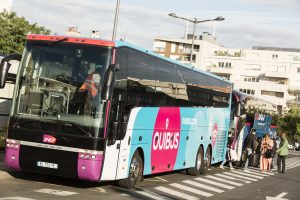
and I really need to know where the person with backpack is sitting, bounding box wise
[243,128,257,171]
[219,129,235,170]
[276,133,289,173]
[271,137,277,169]
[260,133,274,172]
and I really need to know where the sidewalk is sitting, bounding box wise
[0,150,12,180]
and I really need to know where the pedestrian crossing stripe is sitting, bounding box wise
[3,157,296,200]
[156,186,199,200]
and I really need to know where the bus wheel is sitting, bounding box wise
[205,147,212,172]
[118,151,143,189]
[186,146,204,176]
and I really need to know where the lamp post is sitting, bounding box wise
[168,13,224,66]
[112,0,121,41]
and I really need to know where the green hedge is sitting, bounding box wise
[0,131,6,149]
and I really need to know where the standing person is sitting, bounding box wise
[260,133,274,172]
[276,133,289,173]
[243,128,257,171]
[220,129,235,170]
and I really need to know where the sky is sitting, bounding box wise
[1,0,300,50]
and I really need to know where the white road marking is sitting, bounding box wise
[248,169,274,175]
[194,177,235,189]
[145,177,169,182]
[34,189,77,196]
[205,175,244,186]
[171,183,213,197]
[136,190,171,200]
[155,186,199,200]
[215,173,251,183]
[183,180,225,193]
[223,172,258,181]
[232,171,264,179]
[120,193,130,196]
[241,170,270,177]
[89,187,107,193]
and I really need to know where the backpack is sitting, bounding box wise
[270,139,277,157]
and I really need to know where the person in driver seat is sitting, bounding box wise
[80,63,101,97]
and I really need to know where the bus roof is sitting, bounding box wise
[115,40,232,86]
[27,34,115,47]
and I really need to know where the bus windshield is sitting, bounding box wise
[11,42,112,138]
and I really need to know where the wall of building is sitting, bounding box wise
[153,33,300,113]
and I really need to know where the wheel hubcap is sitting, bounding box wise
[130,158,139,180]
[196,153,201,169]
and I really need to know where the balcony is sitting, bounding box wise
[264,71,289,79]
[258,81,288,92]
[288,85,300,93]
[287,99,300,106]
[208,66,232,75]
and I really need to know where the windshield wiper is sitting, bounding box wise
[68,122,93,137]
[48,37,68,46]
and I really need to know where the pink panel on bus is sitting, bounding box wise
[151,107,181,173]
[77,153,103,181]
[5,147,21,170]
[211,123,218,148]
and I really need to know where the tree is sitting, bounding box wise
[0,10,50,54]
[280,106,300,144]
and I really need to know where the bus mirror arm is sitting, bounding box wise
[0,53,22,88]
[101,64,119,100]
[236,102,241,117]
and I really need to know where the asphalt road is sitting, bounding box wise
[0,151,300,200]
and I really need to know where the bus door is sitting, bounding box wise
[100,88,127,180]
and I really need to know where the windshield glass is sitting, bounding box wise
[12,41,112,138]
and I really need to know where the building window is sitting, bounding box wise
[261,90,284,98]
[297,67,300,73]
[154,41,166,52]
[154,47,165,52]
[217,74,230,80]
[218,62,232,68]
[239,89,255,95]
[171,43,176,53]
[243,76,258,82]
[272,54,278,59]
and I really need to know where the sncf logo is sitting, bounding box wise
[255,114,265,121]
[43,134,56,144]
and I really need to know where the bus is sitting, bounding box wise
[1,34,232,188]
[230,90,277,165]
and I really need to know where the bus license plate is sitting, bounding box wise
[37,161,58,169]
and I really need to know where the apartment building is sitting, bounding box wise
[153,34,300,113]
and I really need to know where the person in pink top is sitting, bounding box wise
[260,133,274,172]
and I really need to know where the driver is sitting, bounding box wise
[79,63,101,97]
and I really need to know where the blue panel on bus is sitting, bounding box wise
[127,107,230,176]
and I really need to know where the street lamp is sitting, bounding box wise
[112,0,121,41]
[168,13,225,66]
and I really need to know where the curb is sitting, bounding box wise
[0,170,13,180]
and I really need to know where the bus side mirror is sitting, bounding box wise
[0,60,11,88]
[108,121,119,145]
[0,53,22,89]
[101,64,119,100]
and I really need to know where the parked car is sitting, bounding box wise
[288,144,294,150]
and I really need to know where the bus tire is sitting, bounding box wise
[205,147,212,171]
[186,146,204,176]
[117,151,143,189]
